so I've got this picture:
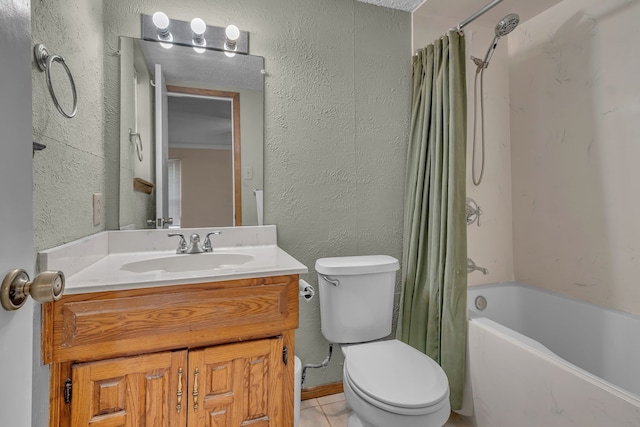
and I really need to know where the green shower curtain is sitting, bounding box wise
[397,31,467,410]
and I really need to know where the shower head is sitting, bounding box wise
[476,13,520,71]
[495,13,520,37]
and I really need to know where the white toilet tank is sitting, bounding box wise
[316,255,399,344]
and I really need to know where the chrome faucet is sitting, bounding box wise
[467,258,489,275]
[203,231,221,252]
[149,217,173,228]
[168,233,188,254]
[169,232,222,254]
[186,234,205,254]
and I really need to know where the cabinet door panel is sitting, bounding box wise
[71,351,187,427]
[188,337,284,427]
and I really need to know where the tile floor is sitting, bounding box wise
[300,393,472,427]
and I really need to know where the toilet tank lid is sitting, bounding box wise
[315,255,399,275]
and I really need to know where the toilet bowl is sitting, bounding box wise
[341,340,450,427]
[316,255,451,427]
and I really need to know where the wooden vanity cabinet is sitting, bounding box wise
[43,275,298,427]
[71,350,187,426]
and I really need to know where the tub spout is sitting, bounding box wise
[467,258,489,275]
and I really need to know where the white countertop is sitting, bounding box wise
[39,226,308,294]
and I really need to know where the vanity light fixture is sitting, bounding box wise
[191,17,207,53]
[152,11,174,49]
[141,14,250,54]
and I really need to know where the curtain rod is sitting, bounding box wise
[455,0,505,32]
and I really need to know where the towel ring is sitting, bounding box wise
[129,129,143,162]
[34,44,78,119]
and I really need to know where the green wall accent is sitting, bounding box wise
[32,0,105,252]
[34,0,410,387]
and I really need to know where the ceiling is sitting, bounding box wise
[357,0,423,12]
[168,95,232,150]
[359,0,564,26]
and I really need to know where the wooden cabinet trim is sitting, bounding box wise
[45,274,298,427]
[48,361,71,427]
[43,275,299,364]
[282,330,295,427]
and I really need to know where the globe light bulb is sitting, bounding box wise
[152,11,170,31]
[225,24,240,41]
[190,18,206,36]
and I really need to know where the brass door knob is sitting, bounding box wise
[1,269,65,311]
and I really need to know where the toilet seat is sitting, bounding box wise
[343,340,449,416]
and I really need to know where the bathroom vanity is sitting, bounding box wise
[40,226,306,427]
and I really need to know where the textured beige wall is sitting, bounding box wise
[412,14,515,286]
[32,0,105,251]
[103,0,410,386]
[169,148,233,227]
[509,0,640,315]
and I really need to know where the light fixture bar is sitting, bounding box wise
[141,14,250,54]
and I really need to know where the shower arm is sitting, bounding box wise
[455,0,505,32]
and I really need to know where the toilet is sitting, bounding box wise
[316,255,451,427]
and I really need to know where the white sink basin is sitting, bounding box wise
[121,252,254,273]
[39,227,309,294]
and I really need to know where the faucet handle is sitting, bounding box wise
[203,231,222,252]
[168,233,187,254]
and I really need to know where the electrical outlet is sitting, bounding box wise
[93,193,102,226]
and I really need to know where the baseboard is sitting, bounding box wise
[301,382,344,400]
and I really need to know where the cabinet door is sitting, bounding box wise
[188,337,284,427]
[71,350,188,427]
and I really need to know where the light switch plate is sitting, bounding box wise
[243,166,253,180]
[93,193,102,226]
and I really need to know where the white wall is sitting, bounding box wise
[168,147,233,227]
[119,37,155,229]
[414,0,640,316]
[412,13,515,286]
[509,0,640,315]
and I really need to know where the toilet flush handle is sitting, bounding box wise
[320,274,340,287]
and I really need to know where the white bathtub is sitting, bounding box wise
[466,282,640,427]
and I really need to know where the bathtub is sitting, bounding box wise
[465,282,640,427]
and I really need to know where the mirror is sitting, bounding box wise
[118,36,264,229]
